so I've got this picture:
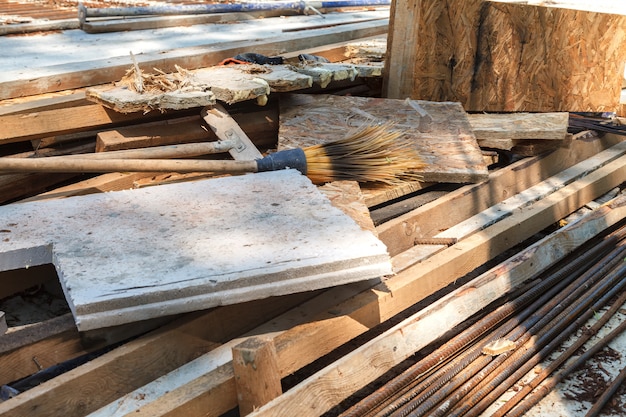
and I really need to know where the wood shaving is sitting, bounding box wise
[117,63,202,95]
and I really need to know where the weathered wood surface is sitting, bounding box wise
[0,170,392,331]
[86,60,382,112]
[377,132,622,257]
[0,19,388,100]
[278,94,489,205]
[468,112,570,151]
[385,0,626,112]
[248,193,626,416]
[232,337,282,416]
[13,135,619,417]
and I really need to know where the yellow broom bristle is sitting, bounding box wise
[302,124,425,185]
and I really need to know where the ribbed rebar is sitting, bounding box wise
[339,230,622,417]
[421,242,626,417]
[506,313,626,417]
[447,261,626,417]
[490,288,626,417]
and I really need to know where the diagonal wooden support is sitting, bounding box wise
[201,103,263,161]
[232,337,282,416]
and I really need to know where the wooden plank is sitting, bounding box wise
[0,104,166,145]
[85,84,216,114]
[0,331,217,417]
[96,107,278,152]
[80,144,626,417]
[377,132,622,257]
[0,19,388,100]
[0,170,392,331]
[0,173,78,205]
[248,194,626,416]
[80,10,293,34]
[232,337,282,415]
[17,173,155,203]
[468,112,569,141]
[88,280,377,417]
[437,141,626,240]
[0,314,86,386]
[384,0,626,112]
[0,290,317,417]
[278,94,488,205]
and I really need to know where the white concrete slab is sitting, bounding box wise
[0,170,391,331]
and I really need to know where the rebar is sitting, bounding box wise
[490,288,626,417]
[339,231,621,417]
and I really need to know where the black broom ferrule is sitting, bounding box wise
[255,148,308,175]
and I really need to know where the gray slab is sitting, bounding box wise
[0,170,391,331]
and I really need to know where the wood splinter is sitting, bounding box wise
[482,338,516,356]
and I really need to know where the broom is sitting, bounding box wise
[0,124,424,185]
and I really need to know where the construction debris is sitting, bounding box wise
[1,3,626,417]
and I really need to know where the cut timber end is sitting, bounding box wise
[386,0,626,112]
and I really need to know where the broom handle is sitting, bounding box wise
[75,140,236,159]
[0,157,259,174]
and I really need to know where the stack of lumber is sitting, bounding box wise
[1,6,626,417]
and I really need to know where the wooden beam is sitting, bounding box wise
[469,112,570,151]
[0,104,165,145]
[232,337,282,415]
[0,314,85,386]
[248,194,626,416]
[0,292,317,417]
[0,19,388,100]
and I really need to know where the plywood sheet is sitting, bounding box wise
[278,94,488,203]
[0,170,391,331]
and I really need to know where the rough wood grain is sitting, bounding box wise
[232,337,282,415]
[385,0,626,112]
[278,94,488,205]
[468,112,569,141]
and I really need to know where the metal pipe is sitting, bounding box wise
[78,1,391,20]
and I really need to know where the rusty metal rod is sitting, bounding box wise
[448,261,626,417]
[506,310,626,417]
[495,288,626,417]
[374,229,626,417]
[340,225,626,417]
[585,362,626,417]
[402,237,626,417]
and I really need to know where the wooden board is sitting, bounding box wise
[278,94,489,204]
[0,170,391,331]
[0,19,388,100]
[385,0,626,112]
[377,132,623,257]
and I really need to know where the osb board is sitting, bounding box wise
[0,170,392,331]
[278,94,488,205]
[386,0,626,112]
